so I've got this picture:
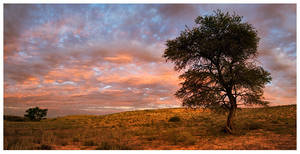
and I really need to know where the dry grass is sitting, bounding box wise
[4,105,296,150]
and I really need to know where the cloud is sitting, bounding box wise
[197,4,296,106]
[4,4,296,117]
[156,4,198,19]
[258,48,296,105]
[104,55,133,64]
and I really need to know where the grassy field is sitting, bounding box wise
[4,105,296,150]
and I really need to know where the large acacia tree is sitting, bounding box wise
[163,10,271,133]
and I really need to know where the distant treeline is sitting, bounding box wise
[4,115,29,122]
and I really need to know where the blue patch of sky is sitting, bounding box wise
[269,28,285,38]
[266,81,272,86]
[43,5,159,44]
[283,42,296,57]
[159,25,167,34]
[28,37,36,44]
[93,67,102,76]
[18,51,28,57]
[59,35,66,43]
[88,4,106,9]
[151,15,161,23]
[149,7,157,14]
[152,34,160,41]
[74,34,80,39]
[141,34,147,39]
[34,5,62,25]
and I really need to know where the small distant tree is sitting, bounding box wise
[163,10,271,133]
[24,107,48,121]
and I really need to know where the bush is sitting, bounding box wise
[169,116,181,122]
[24,107,48,121]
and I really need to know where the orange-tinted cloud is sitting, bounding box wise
[104,54,133,64]
[4,4,296,117]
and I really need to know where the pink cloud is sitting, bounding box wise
[4,4,296,117]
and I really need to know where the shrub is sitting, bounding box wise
[169,116,180,122]
[24,107,48,121]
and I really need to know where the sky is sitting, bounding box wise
[4,4,296,117]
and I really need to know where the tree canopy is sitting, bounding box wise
[163,10,271,133]
[24,107,48,121]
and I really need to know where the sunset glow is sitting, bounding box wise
[4,4,296,117]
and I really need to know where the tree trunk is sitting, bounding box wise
[224,95,237,134]
[224,106,236,134]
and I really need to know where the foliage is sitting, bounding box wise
[24,107,48,121]
[163,10,271,132]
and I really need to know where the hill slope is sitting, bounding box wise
[4,105,296,150]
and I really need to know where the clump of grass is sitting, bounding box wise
[169,116,180,122]
[164,129,196,145]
